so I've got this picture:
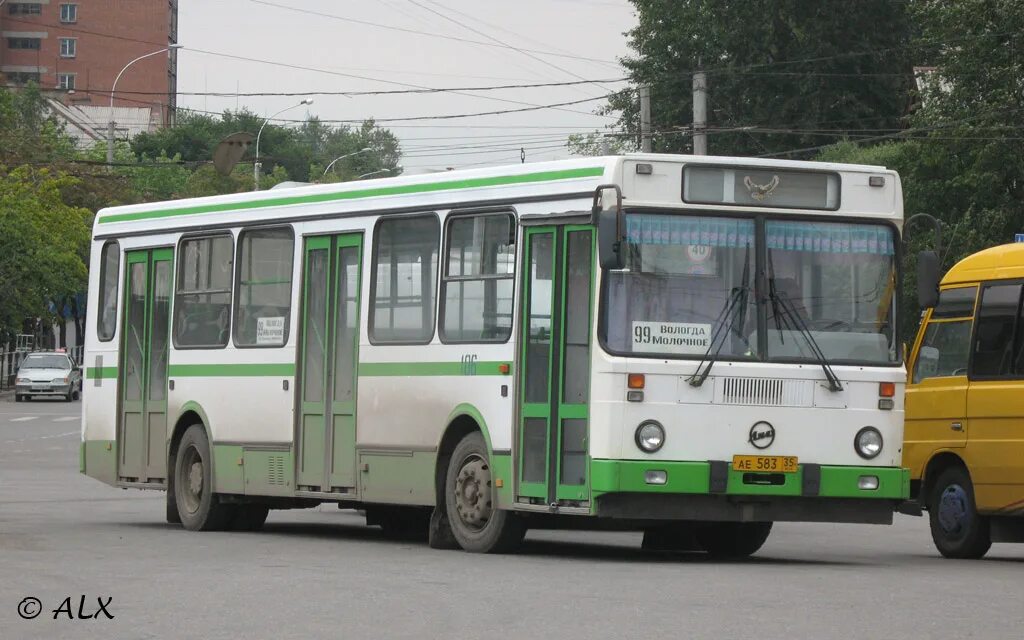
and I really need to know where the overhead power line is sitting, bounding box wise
[58,77,629,98]
[247,0,620,67]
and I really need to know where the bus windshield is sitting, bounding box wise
[601,212,898,365]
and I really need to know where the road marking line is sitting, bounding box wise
[52,416,79,422]
[9,417,38,422]
[1,430,78,444]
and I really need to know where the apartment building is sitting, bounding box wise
[0,0,179,127]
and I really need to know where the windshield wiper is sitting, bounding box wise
[766,249,843,392]
[689,243,751,388]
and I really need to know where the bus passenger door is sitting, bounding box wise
[517,225,595,506]
[118,248,173,484]
[296,234,362,493]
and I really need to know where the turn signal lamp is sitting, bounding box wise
[627,373,646,389]
[878,382,895,398]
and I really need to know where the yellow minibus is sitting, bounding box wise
[906,243,1024,558]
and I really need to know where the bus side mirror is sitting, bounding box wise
[593,184,624,270]
[917,250,940,309]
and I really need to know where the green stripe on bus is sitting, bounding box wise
[98,167,605,224]
[358,361,510,377]
[86,367,118,379]
[168,363,296,377]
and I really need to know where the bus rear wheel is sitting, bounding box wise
[696,521,773,558]
[173,424,235,531]
[928,466,991,559]
[445,432,525,553]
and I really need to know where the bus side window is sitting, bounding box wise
[972,284,1022,377]
[440,212,515,343]
[97,241,120,341]
[174,234,234,349]
[912,285,977,383]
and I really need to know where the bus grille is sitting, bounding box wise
[268,455,286,486]
[717,377,813,407]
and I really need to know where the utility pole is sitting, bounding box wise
[639,85,652,153]
[692,68,708,155]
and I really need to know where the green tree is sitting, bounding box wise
[0,167,92,344]
[819,0,1024,338]
[0,84,76,164]
[606,0,916,156]
[132,110,402,185]
[567,131,635,156]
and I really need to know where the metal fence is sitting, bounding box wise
[0,345,85,391]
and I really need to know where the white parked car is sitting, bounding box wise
[14,352,83,402]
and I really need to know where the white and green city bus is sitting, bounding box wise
[81,155,909,556]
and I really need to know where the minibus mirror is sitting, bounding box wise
[593,184,624,270]
[916,346,939,379]
[917,250,940,309]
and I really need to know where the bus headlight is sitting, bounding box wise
[635,421,665,453]
[854,427,883,460]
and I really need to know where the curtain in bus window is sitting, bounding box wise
[762,220,897,364]
[605,215,756,360]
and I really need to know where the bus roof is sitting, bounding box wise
[942,243,1024,286]
[92,154,899,238]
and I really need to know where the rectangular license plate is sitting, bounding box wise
[732,455,799,473]
[31,387,47,392]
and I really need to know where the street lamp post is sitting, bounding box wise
[323,147,372,178]
[108,44,183,166]
[357,167,400,180]
[254,98,314,191]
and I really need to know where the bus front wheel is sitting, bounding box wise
[444,432,525,553]
[173,424,235,531]
[696,521,773,558]
[928,466,991,559]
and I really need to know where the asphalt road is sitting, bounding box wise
[1,395,1022,640]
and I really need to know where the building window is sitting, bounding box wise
[59,3,78,22]
[440,213,515,343]
[7,37,41,50]
[57,73,75,90]
[8,3,43,15]
[59,38,76,58]
[7,71,40,84]
[234,227,294,347]
[370,215,439,344]
[174,234,234,348]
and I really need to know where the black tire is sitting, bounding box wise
[64,391,73,402]
[173,424,235,531]
[927,466,992,559]
[369,506,429,541]
[641,523,701,552]
[230,505,270,532]
[14,394,22,403]
[166,488,181,524]
[444,432,525,553]
[696,522,773,558]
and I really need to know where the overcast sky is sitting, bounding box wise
[176,0,636,174]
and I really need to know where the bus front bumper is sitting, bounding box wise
[590,460,909,524]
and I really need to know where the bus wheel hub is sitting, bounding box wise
[455,458,491,529]
[188,462,203,495]
[938,484,968,534]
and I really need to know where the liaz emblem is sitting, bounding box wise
[748,421,776,450]
[743,175,780,201]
